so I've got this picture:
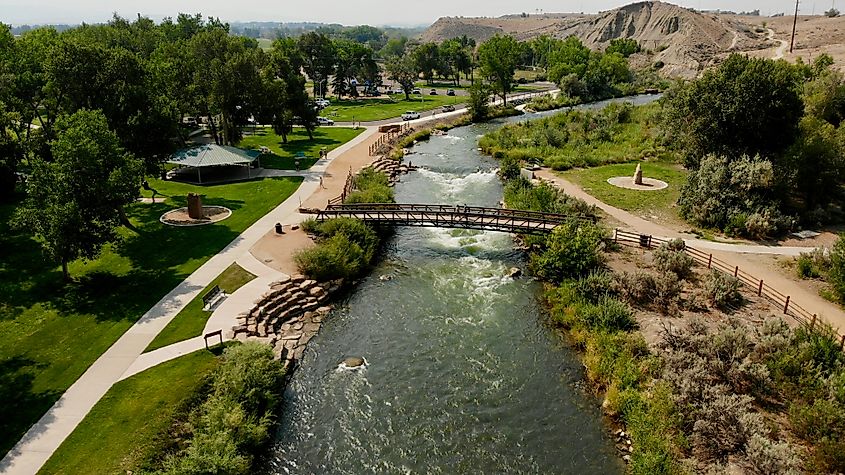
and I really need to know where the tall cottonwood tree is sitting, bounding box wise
[14,110,144,280]
[477,35,520,105]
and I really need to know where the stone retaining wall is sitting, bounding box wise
[233,274,340,367]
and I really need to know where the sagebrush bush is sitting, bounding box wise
[574,271,616,303]
[703,270,742,308]
[653,239,694,279]
[616,271,657,306]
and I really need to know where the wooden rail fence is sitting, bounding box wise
[614,229,845,351]
[368,122,411,156]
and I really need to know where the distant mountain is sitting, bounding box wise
[421,1,768,78]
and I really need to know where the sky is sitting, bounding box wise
[0,0,835,27]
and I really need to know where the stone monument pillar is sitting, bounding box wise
[633,164,643,186]
[187,193,203,219]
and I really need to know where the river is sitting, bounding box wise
[265,96,658,474]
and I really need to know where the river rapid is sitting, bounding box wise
[266,96,659,474]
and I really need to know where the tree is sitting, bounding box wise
[783,116,845,212]
[477,35,520,105]
[664,54,804,168]
[412,42,441,85]
[547,36,591,84]
[441,38,472,86]
[605,38,641,57]
[13,110,144,280]
[467,82,491,121]
[386,54,418,100]
[380,37,407,58]
[298,32,335,98]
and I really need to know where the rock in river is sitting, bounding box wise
[341,356,366,369]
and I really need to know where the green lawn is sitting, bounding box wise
[145,263,256,352]
[238,126,363,170]
[560,161,688,222]
[256,38,273,51]
[39,349,220,475]
[0,176,302,457]
[320,94,462,122]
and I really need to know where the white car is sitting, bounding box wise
[315,99,330,108]
[401,111,421,121]
[317,117,334,126]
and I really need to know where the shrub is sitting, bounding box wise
[653,239,694,279]
[827,235,845,302]
[581,297,637,333]
[159,343,285,474]
[616,271,657,306]
[529,220,606,282]
[744,435,802,475]
[796,248,829,279]
[574,271,617,303]
[294,233,365,281]
[703,270,742,308]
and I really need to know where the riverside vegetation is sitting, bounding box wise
[501,178,845,473]
[484,53,845,241]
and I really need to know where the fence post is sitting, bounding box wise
[784,296,791,315]
[758,280,764,296]
[734,266,739,278]
[841,334,845,351]
[707,254,713,269]
[614,229,618,243]
[810,314,817,330]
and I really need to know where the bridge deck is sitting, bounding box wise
[303,203,594,235]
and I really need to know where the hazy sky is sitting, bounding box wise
[0,0,833,26]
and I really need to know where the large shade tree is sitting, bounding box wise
[664,54,804,168]
[477,35,521,105]
[13,110,144,280]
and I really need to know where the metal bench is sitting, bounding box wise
[202,285,226,311]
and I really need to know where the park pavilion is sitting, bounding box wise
[167,144,261,184]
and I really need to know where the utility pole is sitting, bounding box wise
[790,0,800,53]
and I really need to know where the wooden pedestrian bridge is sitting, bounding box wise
[300,203,595,235]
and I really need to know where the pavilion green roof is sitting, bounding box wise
[167,144,260,168]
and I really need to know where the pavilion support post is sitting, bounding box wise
[198,167,202,184]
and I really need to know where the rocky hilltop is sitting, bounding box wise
[421,1,768,78]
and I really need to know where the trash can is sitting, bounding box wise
[275,223,284,234]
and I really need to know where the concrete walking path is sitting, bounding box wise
[0,127,377,475]
[1,93,563,474]
[536,170,845,333]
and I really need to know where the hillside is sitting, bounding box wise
[421,1,769,78]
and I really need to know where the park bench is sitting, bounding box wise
[202,285,226,311]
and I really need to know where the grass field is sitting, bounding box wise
[39,349,220,475]
[145,263,256,352]
[0,176,302,457]
[560,161,688,222]
[256,38,273,51]
[320,94,462,122]
[238,126,363,169]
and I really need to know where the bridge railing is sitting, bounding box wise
[613,229,845,351]
[325,203,597,223]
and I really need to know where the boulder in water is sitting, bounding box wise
[342,356,366,368]
[507,267,522,278]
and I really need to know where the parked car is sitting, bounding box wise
[317,116,334,126]
[429,89,437,95]
[392,88,404,94]
[402,111,421,121]
[412,88,422,94]
[446,89,456,96]
[182,116,198,128]
[315,99,330,108]
[442,105,455,112]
